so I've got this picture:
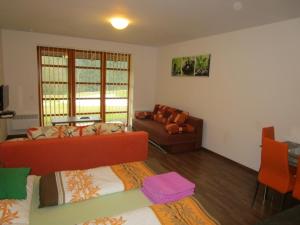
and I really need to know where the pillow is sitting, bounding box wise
[153,105,176,124]
[27,126,61,140]
[135,111,153,119]
[98,123,125,134]
[0,175,35,225]
[0,168,30,200]
[173,111,189,125]
[165,123,195,135]
[153,104,160,115]
[60,126,81,137]
[81,124,101,136]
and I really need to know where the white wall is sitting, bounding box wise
[1,30,157,132]
[0,30,7,141]
[156,18,300,170]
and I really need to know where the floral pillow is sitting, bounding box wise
[98,123,125,134]
[81,124,102,136]
[60,126,81,137]
[27,126,61,140]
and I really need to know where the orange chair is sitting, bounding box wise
[252,138,295,208]
[292,158,300,200]
[258,127,275,200]
[262,126,275,144]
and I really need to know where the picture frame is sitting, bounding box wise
[171,54,211,77]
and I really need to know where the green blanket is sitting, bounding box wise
[30,177,151,225]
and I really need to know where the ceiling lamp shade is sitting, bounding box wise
[110,18,129,30]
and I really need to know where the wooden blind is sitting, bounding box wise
[37,47,130,126]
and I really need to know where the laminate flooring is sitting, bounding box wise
[145,144,299,225]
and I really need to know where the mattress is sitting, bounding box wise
[30,177,151,225]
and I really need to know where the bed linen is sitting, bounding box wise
[39,161,154,207]
[30,177,151,225]
[77,196,220,225]
[0,175,35,225]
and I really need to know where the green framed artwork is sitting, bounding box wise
[195,54,211,76]
[182,57,195,76]
[171,58,182,76]
[171,54,211,77]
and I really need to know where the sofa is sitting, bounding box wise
[132,104,203,153]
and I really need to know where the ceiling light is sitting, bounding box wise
[110,18,129,30]
[233,1,243,11]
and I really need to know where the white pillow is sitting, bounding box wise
[0,175,35,225]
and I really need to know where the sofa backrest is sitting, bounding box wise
[0,131,148,175]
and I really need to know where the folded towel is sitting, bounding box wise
[142,186,194,203]
[142,172,195,203]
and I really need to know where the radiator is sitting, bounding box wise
[8,114,39,135]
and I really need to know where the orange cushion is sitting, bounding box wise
[173,112,189,125]
[135,111,153,119]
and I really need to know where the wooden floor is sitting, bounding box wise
[145,144,299,225]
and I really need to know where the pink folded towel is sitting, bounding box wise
[141,172,195,203]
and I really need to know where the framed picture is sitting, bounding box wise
[181,57,195,76]
[171,54,211,77]
[195,54,211,76]
[171,57,182,76]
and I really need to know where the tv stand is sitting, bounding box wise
[0,110,16,119]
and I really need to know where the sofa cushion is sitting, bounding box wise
[98,123,125,134]
[153,105,177,124]
[81,124,101,136]
[27,126,61,140]
[61,126,81,137]
[173,111,189,125]
[165,123,195,135]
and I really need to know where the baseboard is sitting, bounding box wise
[201,147,258,175]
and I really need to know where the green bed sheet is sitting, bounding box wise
[30,177,151,225]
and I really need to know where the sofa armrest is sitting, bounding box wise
[186,116,203,148]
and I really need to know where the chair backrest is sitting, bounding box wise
[258,138,291,193]
[262,127,275,144]
[293,159,300,200]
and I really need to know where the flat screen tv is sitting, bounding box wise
[0,85,9,111]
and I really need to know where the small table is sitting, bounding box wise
[51,116,101,126]
[286,141,300,167]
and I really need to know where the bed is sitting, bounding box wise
[0,131,219,225]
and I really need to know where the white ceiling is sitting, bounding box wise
[0,0,300,46]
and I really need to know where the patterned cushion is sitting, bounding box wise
[98,123,125,134]
[153,104,160,115]
[27,122,126,140]
[153,105,177,124]
[173,111,189,125]
[81,124,101,136]
[135,111,153,120]
[27,126,61,140]
[61,126,81,137]
[165,123,195,135]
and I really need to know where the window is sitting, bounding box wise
[37,47,130,126]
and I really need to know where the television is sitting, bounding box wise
[0,85,9,111]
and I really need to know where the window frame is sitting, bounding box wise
[37,46,131,126]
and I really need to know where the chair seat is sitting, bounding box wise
[258,173,295,194]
